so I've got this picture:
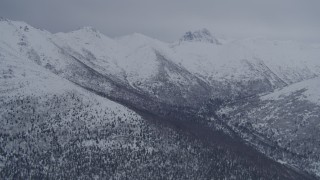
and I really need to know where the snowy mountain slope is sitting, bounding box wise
[0,39,216,179]
[0,41,141,124]
[1,18,320,179]
[0,19,130,88]
[54,27,129,82]
[55,29,211,106]
[0,19,185,109]
[0,44,143,176]
[218,77,320,176]
[2,21,317,179]
[171,30,320,99]
[262,77,320,105]
[0,19,71,73]
[2,18,319,106]
[0,18,115,97]
[2,17,320,102]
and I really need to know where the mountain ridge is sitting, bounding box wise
[1,19,320,179]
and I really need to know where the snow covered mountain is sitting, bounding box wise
[1,18,319,103]
[171,30,320,99]
[1,18,320,179]
[218,77,320,176]
[179,28,222,45]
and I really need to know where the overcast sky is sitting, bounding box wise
[1,0,320,41]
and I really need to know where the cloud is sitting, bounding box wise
[1,0,320,41]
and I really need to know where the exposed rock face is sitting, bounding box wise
[180,28,222,44]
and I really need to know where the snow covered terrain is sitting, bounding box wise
[218,77,320,176]
[1,18,319,102]
[171,29,320,99]
[1,18,320,179]
[262,77,320,105]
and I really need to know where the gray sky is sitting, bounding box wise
[1,0,320,41]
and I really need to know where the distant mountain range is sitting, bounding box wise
[1,18,319,179]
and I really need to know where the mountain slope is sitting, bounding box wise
[0,47,316,179]
[171,30,320,99]
[218,77,320,176]
[0,18,319,179]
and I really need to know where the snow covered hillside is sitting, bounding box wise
[1,18,319,103]
[218,77,320,176]
[171,29,320,98]
[262,77,320,105]
[2,26,293,179]
[0,18,210,108]
[1,18,320,179]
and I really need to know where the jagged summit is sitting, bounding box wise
[0,17,13,25]
[78,26,99,33]
[180,28,221,45]
[0,17,8,21]
[67,26,102,38]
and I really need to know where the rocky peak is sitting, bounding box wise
[72,26,102,38]
[180,28,221,45]
[79,26,99,33]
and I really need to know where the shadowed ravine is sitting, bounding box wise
[74,80,317,180]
